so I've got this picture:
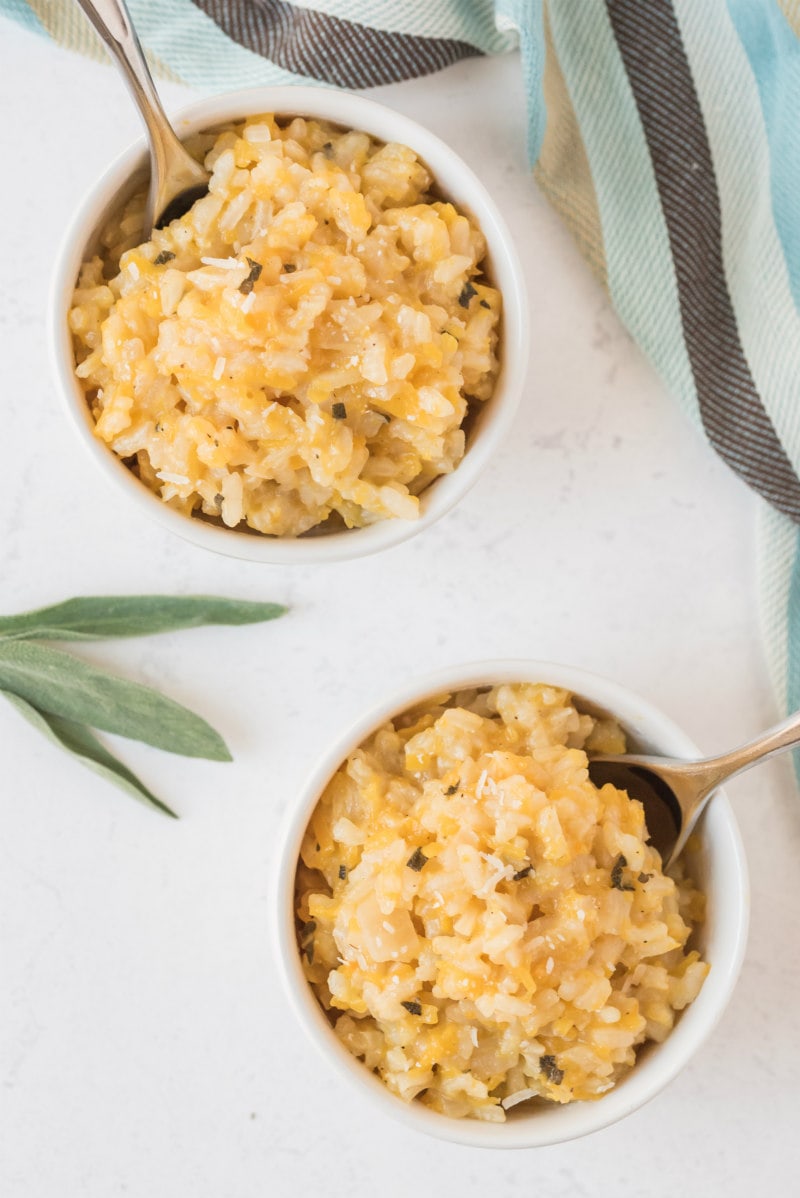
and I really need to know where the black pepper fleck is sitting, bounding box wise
[513,866,532,881]
[401,1000,422,1016]
[332,402,347,419]
[154,250,175,265]
[338,864,347,880]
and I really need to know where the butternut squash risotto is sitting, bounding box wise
[295,684,708,1121]
[68,115,501,536]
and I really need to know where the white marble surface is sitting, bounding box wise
[2,22,799,1197]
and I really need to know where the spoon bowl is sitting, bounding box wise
[587,757,683,862]
[589,706,800,866]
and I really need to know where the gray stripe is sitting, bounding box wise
[192,0,482,88]
[607,0,800,523]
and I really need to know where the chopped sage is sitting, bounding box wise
[458,281,477,308]
[513,865,532,881]
[154,250,175,266]
[611,855,634,891]
[406,847,427,872]
[332,402,347,420]
[239,257,262,294]
[540,1055,564,1085]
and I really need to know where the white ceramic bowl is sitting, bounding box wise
[50,86,527,564]
[273,659,749,1148]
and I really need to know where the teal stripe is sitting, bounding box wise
[128,0,304,90]
[496,0,545,159]
[0,0,310,88]
[0,0,45,34]
[726,0,800,309]
[547,2,699,423]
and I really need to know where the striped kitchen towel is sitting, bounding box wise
[5,0,800,717]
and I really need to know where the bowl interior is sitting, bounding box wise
[52,87,528,564]
[274,660,748,1148]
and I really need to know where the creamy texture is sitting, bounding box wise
[69,115,501,536]
[296,684,708,1121]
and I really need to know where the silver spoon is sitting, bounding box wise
[76,0,208,234]
[588,709,800,866]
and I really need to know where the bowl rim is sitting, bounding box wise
[50,84,529,564]
[272,658,749,1148]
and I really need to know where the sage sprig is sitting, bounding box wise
[0,594,286,642]
[5,693,179,818]
[0,595,287,817]
[0,640,231,759]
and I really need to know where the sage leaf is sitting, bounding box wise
[0,640,231,760]
[0,595,286,643]
[2,692,178,818]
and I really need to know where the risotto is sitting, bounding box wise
[68,115,501,536]
[295,684,708,1122]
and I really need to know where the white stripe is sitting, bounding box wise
[758,504,796,711]
[674,0,800,474]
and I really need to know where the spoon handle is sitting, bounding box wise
[75,0,180,158]
[75,0,208,231]
[690,707,800,795]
